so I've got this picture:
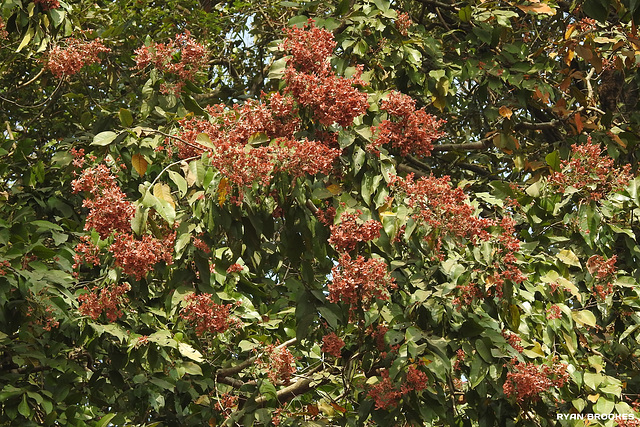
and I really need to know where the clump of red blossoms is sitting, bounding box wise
[329,253,396,310]
[214,392,238,418]
[392,173,493,254]
[78,282,131,322]
[35,0,60,10]
[322,332,345,358]
[46,38,110,78]
[546,304,562,320]
[280,21,369,127]
[370,91,445,157]
[395,12,413,36]
[368,365,428,410]
[110,232,175,281]
[179,293,239,337]
[134,30,208,95]
[0,18,8,40]
[587,254,618,299]
[549,139,632,201]
[503,358,569,404]
[72,164,135,238]
[259,344,297,385]
[72,235,101,270]
[502,330,524,353]
[328,210,382,252]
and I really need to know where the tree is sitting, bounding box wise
[2,0,640,425]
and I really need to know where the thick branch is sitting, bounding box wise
[514,119,561,131]
[412,0,457,11]
[254,364,325,405]
[432,139,492,152]
[216,337,297,380]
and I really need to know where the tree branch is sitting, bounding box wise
[255,363,325,405]
[513,119,561,131]
[432,138,492,152]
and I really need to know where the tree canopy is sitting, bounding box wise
[2,0,640,425]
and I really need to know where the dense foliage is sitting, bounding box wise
[2,0,640,425]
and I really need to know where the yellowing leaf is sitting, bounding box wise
[565,24,576,40]
[572,310,597,328]
[327,184,342,195]
[517,2,556,15]
[153,182,175,209]
[131,154,148,176]
[499,106,513,119]
[557,249,581,267]
[587,394,600,403]
[218,178,229,206]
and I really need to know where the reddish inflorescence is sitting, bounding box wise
[134,31,208,94]
[110,232,175,281]
[35,0,60,10]
[280,21,368,127]
[46,38,110,78]
[78,282,131,322]
[370,91,445,157]
[328,210,382,252]
[0,18,8,40]
[587,254,618,299]
[395,12,413,36]
[72,164,135,238]
[392,173,493,253]
[214,392,238,417]
[179,293,239,337]
[368,365,428,410]
[503,358,569,404]
[549,139,632,201]
[259,344,297,385]
[502,330,524,353]
[328,253,396,310]
[321,332,345,358]
[546,304,562,320]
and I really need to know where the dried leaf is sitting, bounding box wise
[218,178,229,206]
[499,106,513,119]
[131,154,148,176]
[574,112,584,134]
[517,3,556,16]
[153,182,175,209]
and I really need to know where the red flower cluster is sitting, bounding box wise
[78,282,131,322]
[502,330,524,353]
[328,253,396,310]
[0,260,10,276]
[110,232,175,281]
[549,140,632,201]
[226,263,244,273]
[503,359,569,404]
[280,22,336,75]
[546,304,562,320]
[322,332,345,357]
[0,18,8,40]
[587,254,618,299]
[179,293,239,337]
[46,38,110,78]
[370,91,445,157]
[452,282,483,308]
[454,348,465,371]
[35,0,60,10]
[214,392,238,417]
[315,206,337,227]
[72,235,101,271]
[392,173,493,254]
[72,165,135,238]
[368,365,428,410]
[328,210,382,252]
[280,21,368,127]
[134,31,208,94]
[173,99,338,200]
[73,164,176,281]
[395,12,413,36]
[259,344,297,385]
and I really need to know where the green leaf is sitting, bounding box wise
[119,108,134,127]
[17,27,34,52]
[572,310,597,328]
[18,394,31,418]
[259,380,277,402]
[92,131,118,146]
[96,414,117,427]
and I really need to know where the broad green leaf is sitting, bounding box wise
[92,131,118,146]
[572,310,597,328]
[557,249,581,267]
